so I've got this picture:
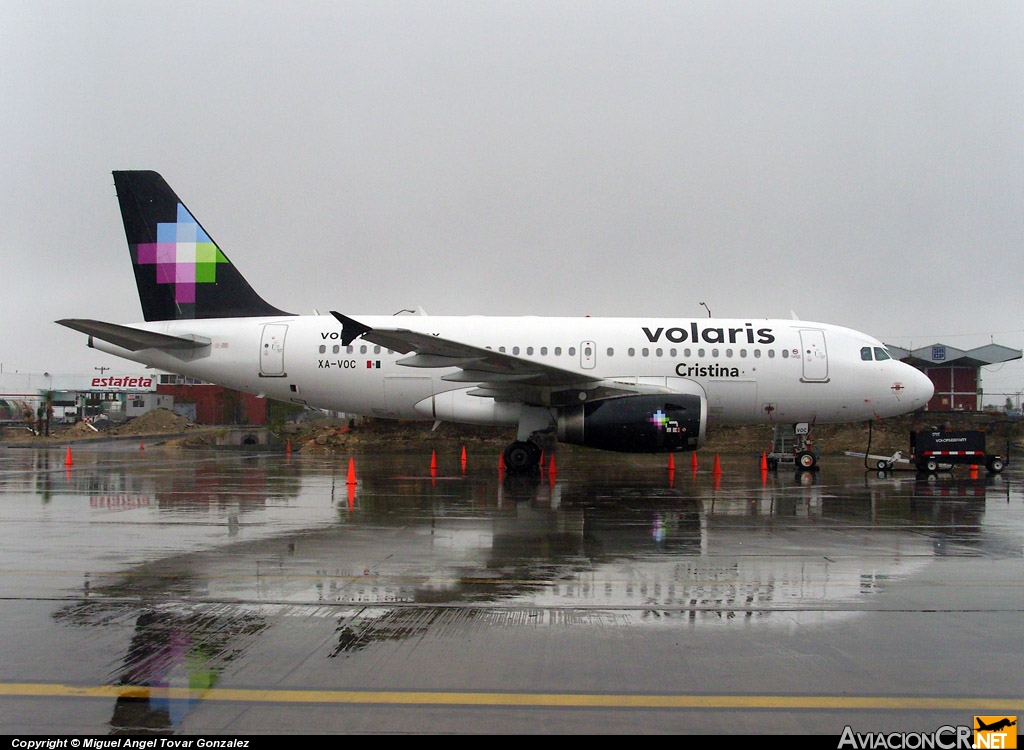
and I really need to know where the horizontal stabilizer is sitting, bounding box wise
[56,319,211,351]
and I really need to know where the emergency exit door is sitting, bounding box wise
[260,324,288,377]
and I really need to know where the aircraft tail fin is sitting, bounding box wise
[112,171,291,321]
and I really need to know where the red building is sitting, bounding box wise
[156,380,268,425]
[888,343,1022,412]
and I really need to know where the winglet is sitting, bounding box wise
[330,311,373,346]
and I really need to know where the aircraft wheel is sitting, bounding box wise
[796,451,817,470]
[925,459,939,472]
[986,457,1005,474]
[504,440,541,472]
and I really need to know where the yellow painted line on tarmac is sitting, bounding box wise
[0,683,1019,712]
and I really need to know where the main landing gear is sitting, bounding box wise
[504,406,555,474]
[503,439,544,473]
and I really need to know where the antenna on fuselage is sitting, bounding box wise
[700,302,711,318]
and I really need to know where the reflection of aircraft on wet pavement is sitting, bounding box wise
[60,171,933,473]
[53,465,990,731]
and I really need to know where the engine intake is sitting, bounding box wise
[557,393,706,453]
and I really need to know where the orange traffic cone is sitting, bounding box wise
[668,454,675,472]
[691,452,699,471]
[64,446,73,467]
[346,457,357,485]
[712,454,723,475]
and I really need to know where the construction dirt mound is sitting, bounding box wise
[111,408,196,436]
[275,418,517,454]
[6,409,1023,456]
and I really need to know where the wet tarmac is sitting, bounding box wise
[0,443,1020,734]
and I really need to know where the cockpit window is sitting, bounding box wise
[862,346,893,361]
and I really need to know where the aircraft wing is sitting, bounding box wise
[56,319,211,351]
[330,311,667,405]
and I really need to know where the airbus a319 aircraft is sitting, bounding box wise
[58,171,934,471]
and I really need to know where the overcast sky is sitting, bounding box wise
[3,1,1023,399]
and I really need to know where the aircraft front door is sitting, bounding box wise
[799,329,828,382]
[260,323,288,377]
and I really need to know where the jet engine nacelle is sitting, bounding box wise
[556,393,707,453]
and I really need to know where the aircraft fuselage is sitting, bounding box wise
[87,314,932,427]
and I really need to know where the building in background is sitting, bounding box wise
[155,374,267,425]
[888,343,1022,412]
[0,371,266,427]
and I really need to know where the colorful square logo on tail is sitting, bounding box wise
[135,204,228,303]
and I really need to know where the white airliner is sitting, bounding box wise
[58,171,934,470]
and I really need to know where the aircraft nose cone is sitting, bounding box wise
[909,367,934,409]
